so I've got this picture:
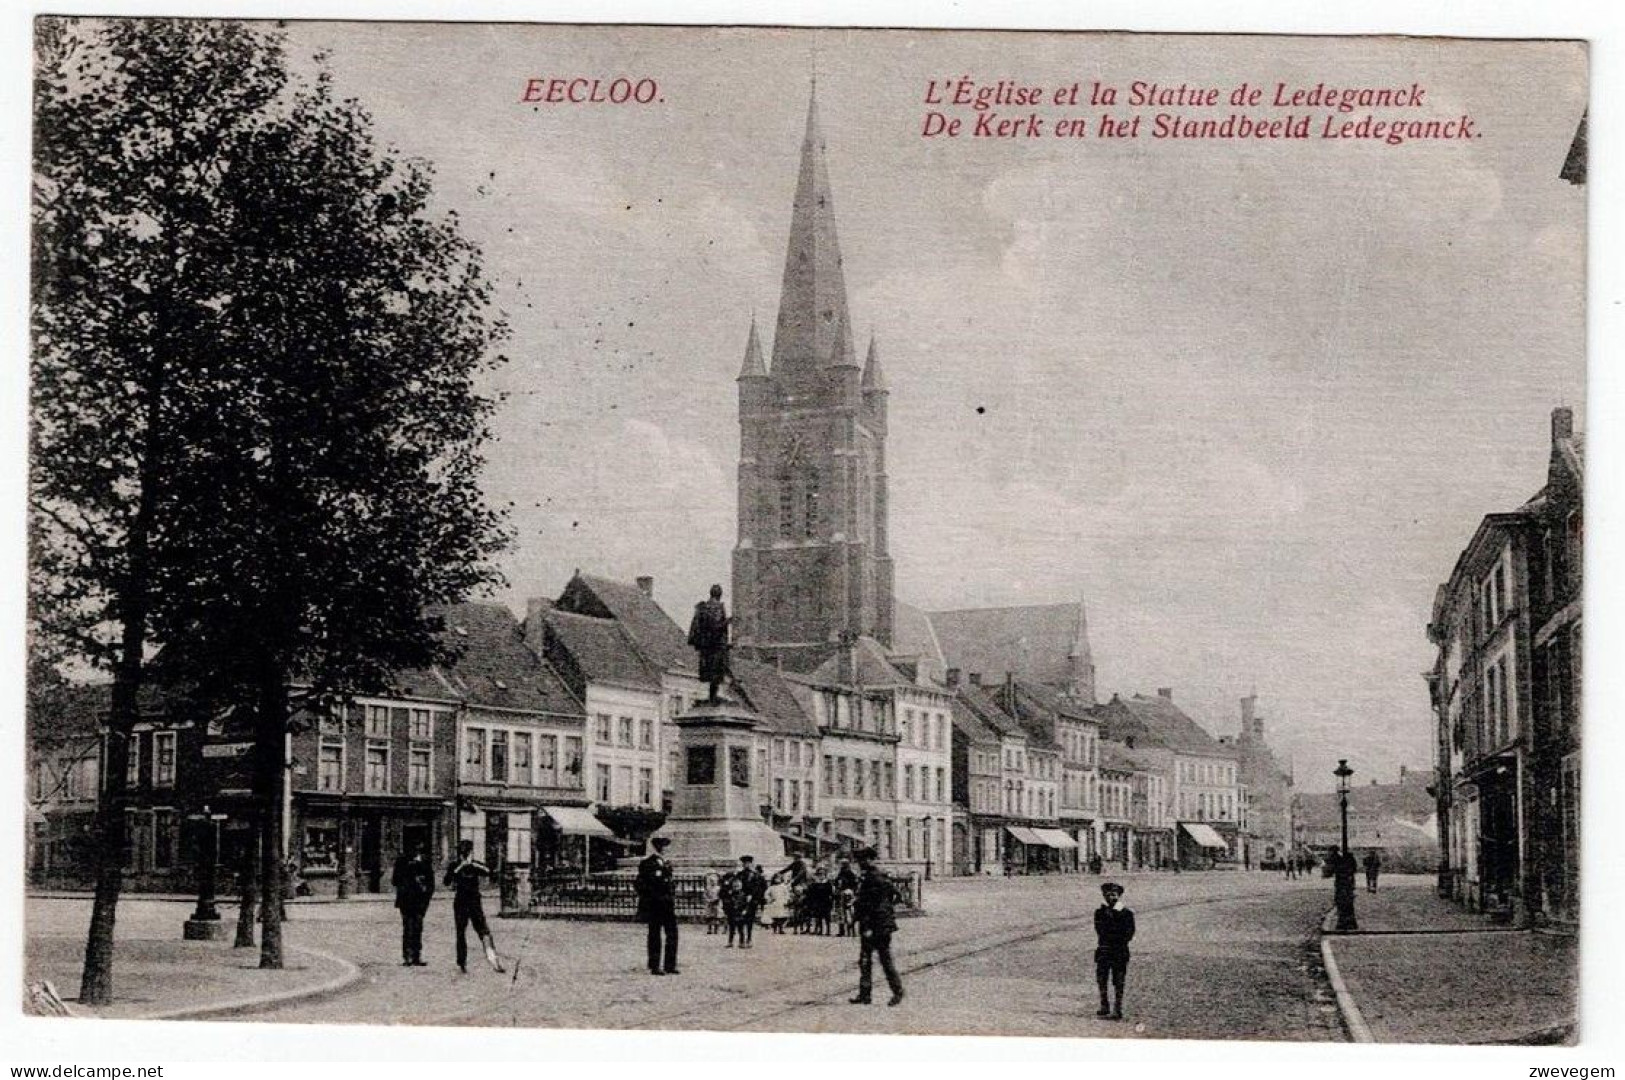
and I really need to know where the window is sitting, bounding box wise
[778,470,796,538]
[537,735,557,786]
[126,735,141,787]
[638,718,654,750]
[564,737,583,781]
[490,730,509,783]
[464,727,485,779]
[153,731,176,787]
[617,717,634,747]
[639,767,654,806]
[410,709,434,741]
[872,760,882,799]
[409,747,432,793]
[319,708,343,736]
[319,743,343,791]
[595,714,612,745]
[617,765,633,803]
[366,745,389,792]
[885,762,895,798]
[837,757,848,796]
[774,778,785,808]
[595,763,611,802]
[790,779,802,812]
[153,810,177,870]
[855,759,867,797]
[365,705,391,739]
[904,765,915,800]
[513,732,532,782]
[802,468,820,538]
[936,767,946,803]
[823,756,834,795]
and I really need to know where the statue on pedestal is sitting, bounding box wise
[688,584,732,703]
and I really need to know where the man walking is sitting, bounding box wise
[1363,849,1382,893]
[391,840,435,966]
[636,836,680,975]
[849,847,904,1006]
[1093,881,1135,1020]
[444,839,504,974]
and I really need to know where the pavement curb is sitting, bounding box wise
[1318,935,1374,1044]
[136,945,363,1022]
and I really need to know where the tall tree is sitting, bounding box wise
[32,17,508,992]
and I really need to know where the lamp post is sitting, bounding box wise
[1332,759,1357,931]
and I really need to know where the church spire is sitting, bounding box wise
[737,315,767,379]
[772,85,855,387]
[862,332,886,391]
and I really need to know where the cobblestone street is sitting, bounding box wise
[28,871,1343,1039]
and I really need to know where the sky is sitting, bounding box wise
[288,24,1586,792]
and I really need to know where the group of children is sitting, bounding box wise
[699,854,861,946]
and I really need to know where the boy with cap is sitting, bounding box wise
[1094,881,1134,1019]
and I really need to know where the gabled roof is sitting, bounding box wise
[424,602,582,716]
[557,573,694,675]
[949,695,1000,746]
[890,601,947,685]
[543,609,663,691]
[731,658,818,737]
[28,682,114,742]
[926,602,1087,690]
[1105,695,1228,753]
[806,635,913,688]
[956,683,1026,741]
[1100,739,1156,774]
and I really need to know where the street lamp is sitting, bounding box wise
[1332,759,1357,932]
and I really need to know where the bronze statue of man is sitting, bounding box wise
[688,584,731,703]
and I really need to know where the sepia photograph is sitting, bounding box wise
[19,12,1592,1057]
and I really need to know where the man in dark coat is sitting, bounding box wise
[687,585,731,702]
[1094,881,1135,1019]
[391,840,435,966]
[849,847,904,1006]
[635,836,680,975]
[1363,849,1382,893]
[444,839,504,974]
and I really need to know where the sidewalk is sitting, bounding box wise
[25,901,360,1020]
[1321,880,1577,1044]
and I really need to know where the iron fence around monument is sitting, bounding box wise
[511,869,923,921]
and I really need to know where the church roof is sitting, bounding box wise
[926,602,1088,689]
[738,317,768,380]
[890,601,947,684]
[862,334,887,392]
[771,88,856,388]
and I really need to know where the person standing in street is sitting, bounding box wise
[1363,849,1382,893]
[636,836,680,975]
[391,840,435,966]
[1093,881,1135,1020]
[849,847,904,1006]
[444,839,504,974]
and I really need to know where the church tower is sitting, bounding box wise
[732,88,894,660]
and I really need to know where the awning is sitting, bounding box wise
[542,806,613,838]
[1181,822,1227,849]
[1032,827,1079,850]
[778,831,818,850]
[1005,825,1045,846]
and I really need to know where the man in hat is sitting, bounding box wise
[391,838,435,966]
[849,847,904,1006]
[1093,881,1134,1019]
[636,836,680,975]
[444,839,504,974]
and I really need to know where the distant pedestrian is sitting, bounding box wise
[763,873,790,933]
[635,836,680,975]
[444,840,504,974]
[1363,849,1382,893]
[729,855,763,948]
[849,847,904,1006]
[702,872,723,935]
[1093,881,1135,1020]
[805,867,835,935]
[391,840,435,966]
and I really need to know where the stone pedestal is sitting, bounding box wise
[652,698,785,870]
[183,917,230,941]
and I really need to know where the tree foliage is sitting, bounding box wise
[32,17,509,993]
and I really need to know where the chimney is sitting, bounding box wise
[635,575,654,598]
[946,667,962,689]
[522,598,554,651]
[969,672,982,687]
[1004,671,1017,713]
[1240,694,1256,727]
[1552,406,1574,444]
[1157,687,1173,701]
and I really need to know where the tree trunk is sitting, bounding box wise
[234,821,258,948]
[255,665,290,969]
